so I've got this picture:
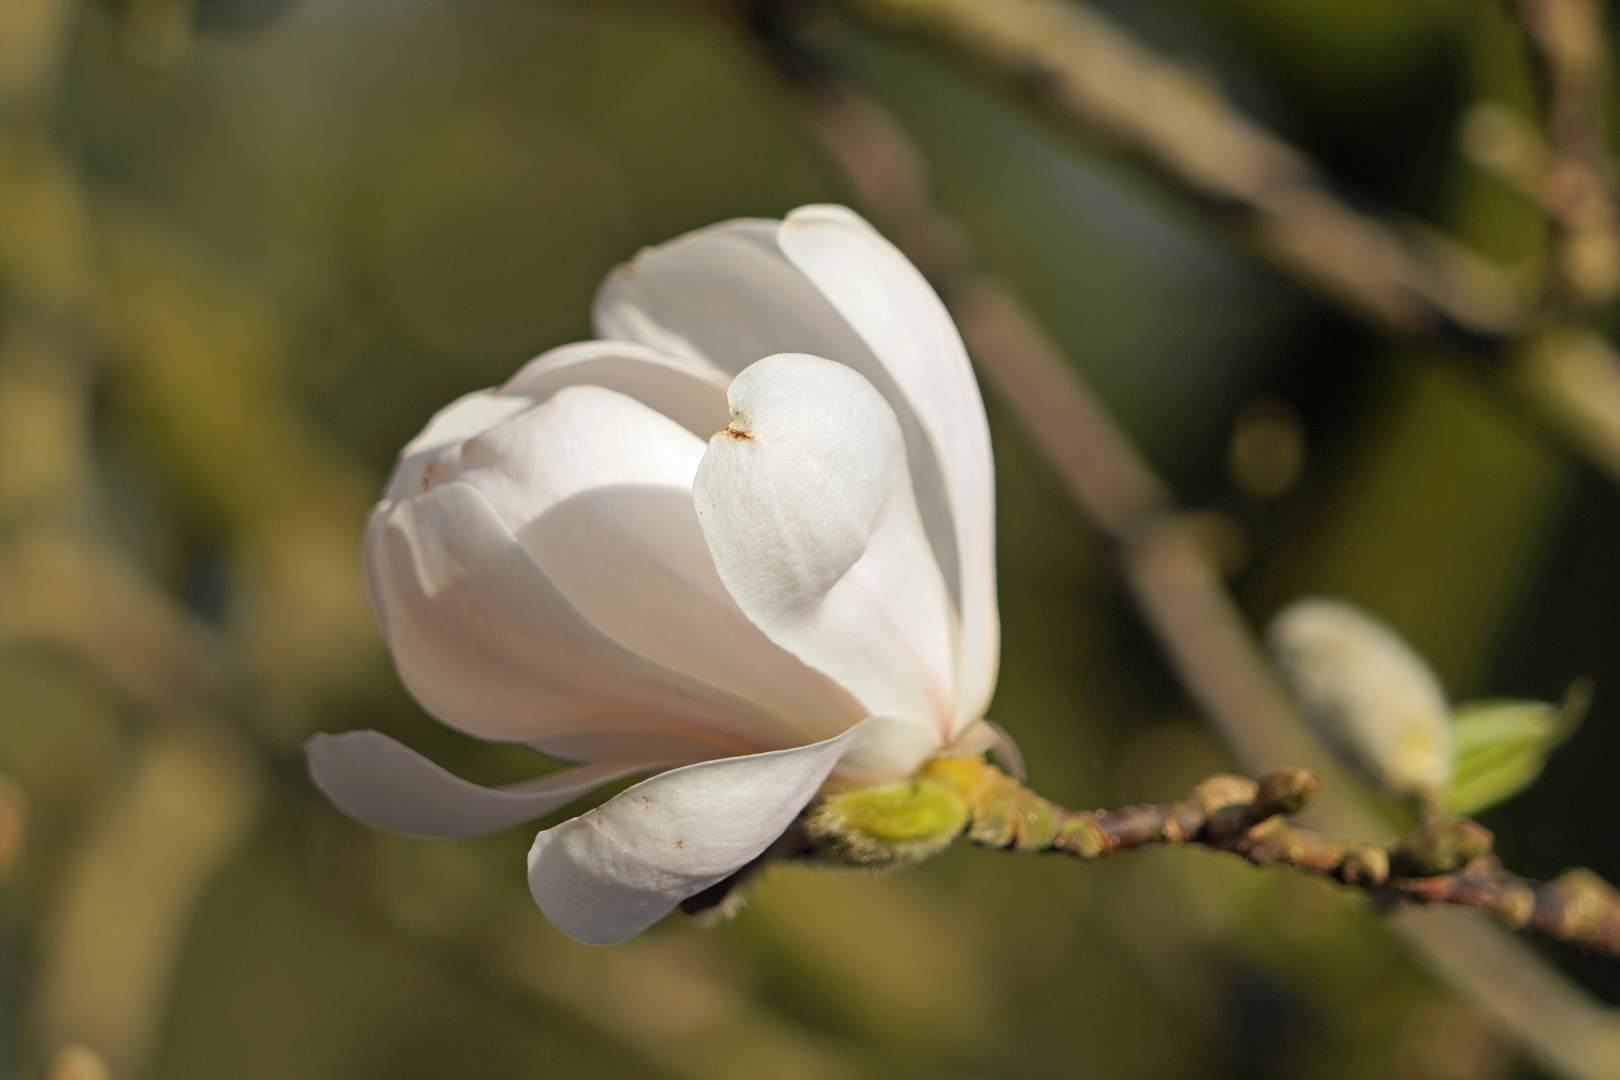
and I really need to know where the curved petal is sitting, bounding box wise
[526,487,865,742]
[779,205,999,731]
[592,219,963,640]
[502,340,732,440]
[448,383,707,535]
[693,354,956,736]
[307,729,680,838]
[528,715,927,945]
[445,386,864,739]
[367,480,809,757]
[385,389,535,503]
[591,219,782,376]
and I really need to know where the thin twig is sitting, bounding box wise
[1512,0,1620,305]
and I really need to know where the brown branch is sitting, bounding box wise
[832,0,1508,336]
[959,761,1620,961]
[825,0,1620,494]
[775,58,1620,1080]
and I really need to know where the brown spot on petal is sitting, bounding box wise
[675,840,684,849]
[717,423,753,441]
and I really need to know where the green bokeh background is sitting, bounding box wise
[2,0,1617,1077]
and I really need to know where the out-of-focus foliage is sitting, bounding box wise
[1,0,1617,1078]
[1446,686,1587,819]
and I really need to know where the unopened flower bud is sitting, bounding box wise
[1269,598,1452,803]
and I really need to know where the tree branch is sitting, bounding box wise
[826,0,1620,492]
[1511,0,1620,305]
[832,0,1505,336]
[956,760,1620,961]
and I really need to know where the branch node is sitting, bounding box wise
[1339,843,1391,887]
[1253,767,1319,819]
[1386,819,1495,878]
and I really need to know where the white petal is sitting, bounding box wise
[367,481,805,758]
[306,730,678,838]
[693,353,956,737]
[593,219,964,652]
[447,387,864,740]
[983,719,1028,782]
[528,487,865,742]
[385,389,535,503]
[779,206,999,731]
[448,384,706,538]
[501,340,732,440]
[528,715,926,945]
[594,220,836,377]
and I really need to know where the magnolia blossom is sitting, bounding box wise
[308,205,1004,944]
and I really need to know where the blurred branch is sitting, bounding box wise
[950,759,1620,961]
[780,61,1620,1080]
[823,0,1620,492]
[0,533,226,716]
[32,729,261,1080]
[0,7,271,1077]
[336,843,875,1080]
[43,1045,111,1080]
[1511,0,1620,305]
[829,0,1504,335]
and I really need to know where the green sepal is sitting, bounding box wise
[1443,681,1589,817]
[804,776,971,867]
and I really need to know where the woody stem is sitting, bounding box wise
[961,762,1620,961]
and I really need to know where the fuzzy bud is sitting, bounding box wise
[803,775,971,868]
[1269,598,1453,803]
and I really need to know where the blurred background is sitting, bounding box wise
[1,0,1618,1077]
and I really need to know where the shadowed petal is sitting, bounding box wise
[527,716,924,945]
[593,219,963,636]
[385,389,535,503]
[307,730,680,838]
[451,386,865,739]
[368,480,804,756]
[501,339,732,439]
[694,353,956,735]
[779,205,998,731]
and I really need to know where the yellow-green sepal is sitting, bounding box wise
[805,767,972,867]
[1443,681,1589,817]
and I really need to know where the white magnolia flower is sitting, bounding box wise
[308,205,1003,944]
